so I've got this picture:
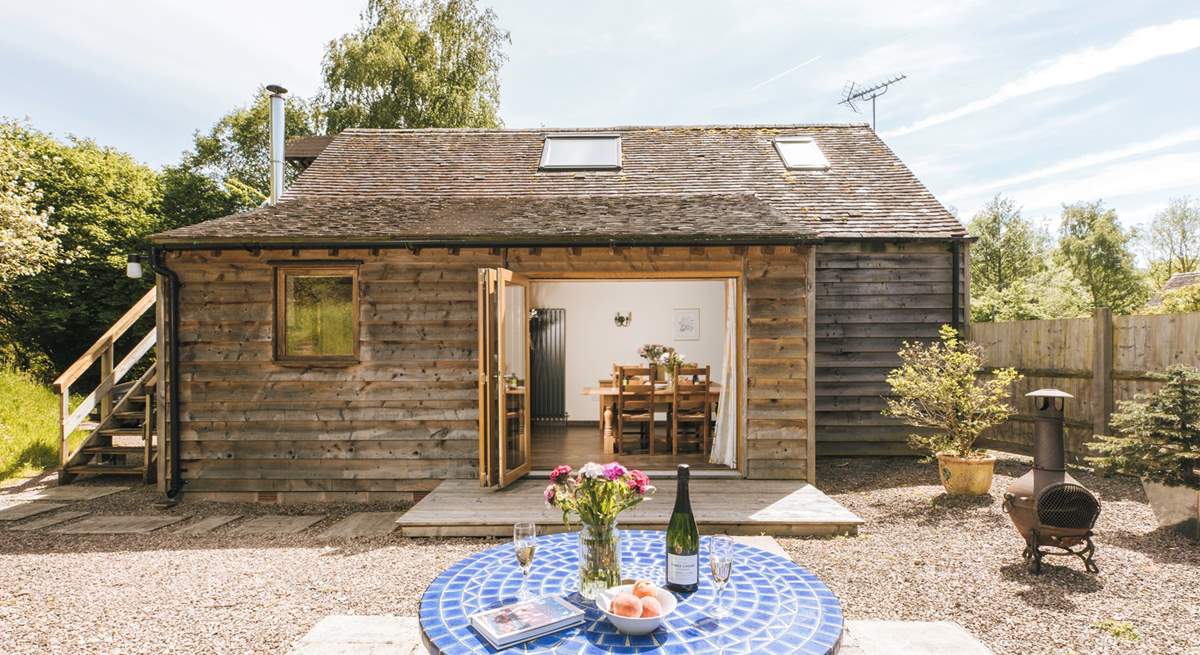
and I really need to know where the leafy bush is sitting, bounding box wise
[1146,285,1200,315]
[883,325,1022,458]
[1088,366,1200,489]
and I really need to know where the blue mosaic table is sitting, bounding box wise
[419,530,843,654]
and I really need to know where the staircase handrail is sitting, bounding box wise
[53,287,157,466]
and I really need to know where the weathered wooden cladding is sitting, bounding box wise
[813,241,967,456]
[168,245,815,501]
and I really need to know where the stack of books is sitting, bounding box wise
[469,596,585,649]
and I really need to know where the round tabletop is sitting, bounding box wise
[419,529,843,654]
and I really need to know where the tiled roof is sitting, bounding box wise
[1149,271,1200,306]
[151,193,813,245]
[153,124,965,244]
[1163,271,1200,293]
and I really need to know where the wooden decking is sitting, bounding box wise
[396,479,863,537]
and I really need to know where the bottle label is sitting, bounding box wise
[667,553,698,585]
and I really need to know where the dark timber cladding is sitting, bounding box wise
[814,240,968,457]
[168,245,814,503]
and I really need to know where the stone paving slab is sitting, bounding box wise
[8,485,128,502]
[732,535,789,557]
[230,515,325,536]
[318,512,403,540]
[288,615,426,655]
[0,502,68,521]
[175,515,242,535]
[9,511,91,531]
[52,514,188,534]
[845,620,994,655]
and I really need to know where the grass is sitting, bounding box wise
[0,368,79,482]
[1093,619,1139,641]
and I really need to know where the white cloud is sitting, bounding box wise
[885,18,1200,137]
[944,126,1200,202]
[748,56,822,92]
[964,150,1200,219]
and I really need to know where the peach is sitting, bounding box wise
[610,593,643,618]
[632,580,657,599]
[639,596,663,618]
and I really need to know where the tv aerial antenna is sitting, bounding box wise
[839,74,907,131]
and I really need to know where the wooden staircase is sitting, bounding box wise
[53,288,159,484]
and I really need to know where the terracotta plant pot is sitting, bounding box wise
[1142,480,1200,541]
[936,452,996,496]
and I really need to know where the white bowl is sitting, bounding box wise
[595,584,678,635]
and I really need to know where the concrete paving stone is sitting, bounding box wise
[174,514,242,535]
[9,485,129,502]
[318,512,403,540]
[845,620,994,655]
[51,514,188,534]
[8,511,91,531]
[230,514,326,536]
[288,615,426,655]
[0,502,68,521]
[732,535,789,558]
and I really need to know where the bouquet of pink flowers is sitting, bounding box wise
[544,462,654,527]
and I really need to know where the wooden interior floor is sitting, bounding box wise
[531,423,726,471]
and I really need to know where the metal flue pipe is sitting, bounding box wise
[267,84,287,205]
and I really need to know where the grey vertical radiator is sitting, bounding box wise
[530,308,566,421]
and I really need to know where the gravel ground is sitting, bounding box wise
[0,455,1197,655]
[783,454,1200,655]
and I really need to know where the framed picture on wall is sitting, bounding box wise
[673,308,700,340]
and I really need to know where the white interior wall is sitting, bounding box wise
[530,280,727,421]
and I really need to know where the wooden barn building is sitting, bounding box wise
[124,123,967,502]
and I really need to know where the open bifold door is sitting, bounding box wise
[478,268,532,488]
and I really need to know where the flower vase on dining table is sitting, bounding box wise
[578,520,621,599]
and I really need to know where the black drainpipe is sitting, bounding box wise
[951,240,962,334]
[149,246,184,499]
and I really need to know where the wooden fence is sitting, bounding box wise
[973,310,1200,460]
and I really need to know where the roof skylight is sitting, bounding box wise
[773,137,829,171]
[539,134,621,170]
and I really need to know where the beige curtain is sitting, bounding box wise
[709,279,737,468]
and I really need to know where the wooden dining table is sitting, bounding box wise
[581,382,722,454]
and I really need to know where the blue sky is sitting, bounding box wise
[2,1,1198,233]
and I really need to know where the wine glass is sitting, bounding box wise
[513,522,538,601]
[708,534,734,619]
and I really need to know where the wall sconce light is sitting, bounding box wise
[126,254,143,279]
[613,311,632,327]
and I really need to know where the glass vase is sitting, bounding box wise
[578,520,621,599]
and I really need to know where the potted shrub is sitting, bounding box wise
[1088,366,1200,541]
[883,325,1022,496]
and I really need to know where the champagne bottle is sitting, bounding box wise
[665,464,699,592]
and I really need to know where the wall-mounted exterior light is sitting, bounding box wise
[614,311,631,327]
[126,254,143,279]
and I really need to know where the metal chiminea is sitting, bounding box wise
[1002,389,1101,574]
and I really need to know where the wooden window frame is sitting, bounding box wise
[273,264,361,364]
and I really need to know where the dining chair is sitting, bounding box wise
[671,365,712,456]
[614,365,658,455]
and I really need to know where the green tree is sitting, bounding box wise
[1140,196,1200,285]
[1147,284,1200,314]
[0,120,63,284]
[0,122,162,374]
[1056,200,1149,314]
[970,263,1091,322]
[321,0,508,132]
[1089,366,1200,488]
[968,195,1046,291]
[175,89,322,214]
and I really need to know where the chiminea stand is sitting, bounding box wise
[1003,389,1102,575]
